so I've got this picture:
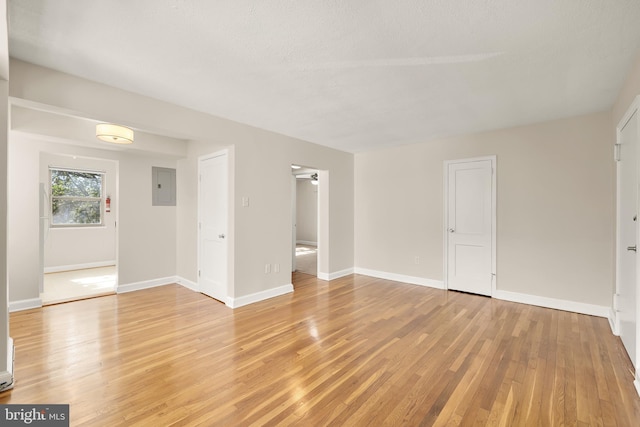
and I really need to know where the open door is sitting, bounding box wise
[616,98,639,368]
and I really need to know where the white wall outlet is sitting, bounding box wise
[242,197,249,207]
[414,256,420,265]
[274,263,280,273]
[265,263,271,273]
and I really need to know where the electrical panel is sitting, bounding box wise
[152,167,176,206]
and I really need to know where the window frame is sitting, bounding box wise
[49,167,105,228]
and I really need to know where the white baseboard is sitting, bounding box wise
[493,289,609,318]
[176,277,199,292]
[317,268,354,281]
[354,267,445,289]
[609,308,619,335]
[353,268,609,318]
[9,298,43,312]
[44,260,116,274]
[117,276,177,294]
[227,284,294,309]
[296,240,317,246]
[0,338,14,392]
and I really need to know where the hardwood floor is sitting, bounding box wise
[295,244,317,276]
[1,272,639,426]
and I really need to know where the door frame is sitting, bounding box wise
[291,175,297,272]
[614,95,640,355]
[197,149,230,305]
[443,155,497,295]
[39,154,119,297]
[290,166,327,279]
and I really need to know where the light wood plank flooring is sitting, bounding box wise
[1,273,639,426]
[295,244,317,276]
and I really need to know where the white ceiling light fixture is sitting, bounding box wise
[291,164,301,169]
[96,123,134,144]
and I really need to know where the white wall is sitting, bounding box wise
[296,179,317,244]
[8,132,178,303]
[118,153,177,285]
[355,111,614,307]
[40,152,116,270]
[177,137,353,298]
[10,59,354,303]
[0,0,11,385]
[0,79,10,385]
[613,53,640,126]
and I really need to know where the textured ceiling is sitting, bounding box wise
[8,0,640,153]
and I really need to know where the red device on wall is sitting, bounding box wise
[106,196,111,213]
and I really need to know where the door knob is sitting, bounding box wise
[448,228,455,233]
[218,234,225,239]
[628,245,636,252]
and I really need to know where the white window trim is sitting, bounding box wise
[49,167,106,228]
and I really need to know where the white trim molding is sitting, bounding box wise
[0,338,15,392]
[296,240,317,246]
[117,276,177,294]
[9,298,43,312]
[44,260,116,274]
[609,307,619,336]
[176,277,199,292]
[354,268,444,289]
[227,284,294,309]
[493,290,609,318]
[317,268,354,281]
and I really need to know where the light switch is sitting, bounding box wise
[242,197,249,207]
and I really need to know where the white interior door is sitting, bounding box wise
[618,109,638,368]
[446,158,495,296]
[198,151,228,303]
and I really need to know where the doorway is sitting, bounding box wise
[292,166,319,276]
[615,96,639,368]
[39,154,118,305]
[198,150,229,303]
[291,165,321,277]
[444,156,496,296]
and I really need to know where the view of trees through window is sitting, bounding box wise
[51,169,103,226]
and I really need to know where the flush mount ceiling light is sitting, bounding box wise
[291,164,301,169]
[96,123,134,144]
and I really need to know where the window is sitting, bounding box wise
[50,168,104,226]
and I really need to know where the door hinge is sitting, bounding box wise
[198,270,201,277]
[614,143,621,162]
